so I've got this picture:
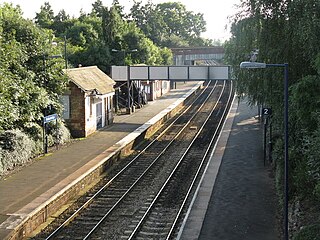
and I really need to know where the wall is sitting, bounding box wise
[65,83,86,138]
[85,93,115,137]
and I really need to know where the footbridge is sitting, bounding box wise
[110,65,231,113]
[111,65,231,82]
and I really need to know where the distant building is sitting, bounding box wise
[140,79,171,101]
[62,66,115,138]
[171,46,225,65]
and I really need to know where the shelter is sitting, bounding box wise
[62,66,115,137]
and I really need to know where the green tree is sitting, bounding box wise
[130,1,207,47]
[91,0,104,17]
[69,40,111,71]
[101,3,125,47]
[35,2,54,29]
[156,2,206,44]
[121,22,170,65]
[130,0,167,46]
[0,3,67,131]
[66,21,99,47]
[51,10,74,36]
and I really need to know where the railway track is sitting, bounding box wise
[129,80,233,240]
[34,79,234,240]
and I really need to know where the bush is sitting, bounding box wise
[24,122,43,141]
[0,129,34,175]
[56,119,71,144]
[293,224,320,240]
[306,127,320,184]
[0,120,70,177]
[300,121,320,200]
[314,183,320,201]
[273,137,284,200]
[24,122,43,155]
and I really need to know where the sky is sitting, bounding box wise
[0,0,240,41]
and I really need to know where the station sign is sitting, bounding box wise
[262,107,272,116]
[43,113,58,124]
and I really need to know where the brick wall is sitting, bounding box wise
[66,83,86,138]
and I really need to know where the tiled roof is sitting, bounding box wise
[64,66,115,94]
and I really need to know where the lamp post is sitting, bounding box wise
[52,36,68,69]
[42,37,67,153]
[111,48,138,66]
[240,61,289,240]
[42,53,63,154]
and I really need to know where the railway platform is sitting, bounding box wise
[179,98,279,240]
[0,81,203,240]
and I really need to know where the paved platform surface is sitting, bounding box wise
[180,98,279,240]
[0,81,201,227]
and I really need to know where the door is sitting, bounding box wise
[96,103,102,129]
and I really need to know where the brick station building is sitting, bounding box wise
[62,66,115,138]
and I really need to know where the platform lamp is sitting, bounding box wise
[240,61,289,240]
[51,36,68,69]
[111,48,138,66]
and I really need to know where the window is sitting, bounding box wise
[60,95,70,119]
